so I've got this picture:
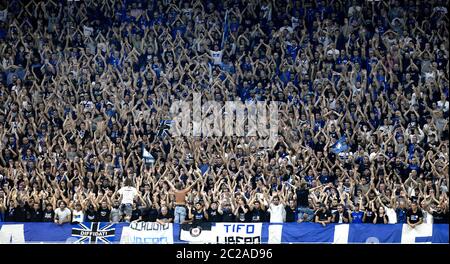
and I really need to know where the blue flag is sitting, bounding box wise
[199,164,209,175]
[157,120,173,138]
[221,10,229,49]
[142,146,155,165]
[331,136,349,154]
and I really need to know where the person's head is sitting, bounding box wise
[59,201,66,210]
[273,196,280,205]
[238,197,247,205]
[161,206,168,215]
[411,201,418,211]
[124,178,132,187]
[337,204,344,213]
[378,206,385,215]
[175,182,183,190]
[289,199,296,208]
[195,202,202,211]
[300,182,308,190]
[320,203,327,212]
[210,201,218,210]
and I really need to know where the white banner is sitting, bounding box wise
[179,223,215,244]
[214,223,262,244]
[268,224,282,244]
[0,224,25,244]
[401,224,433,244]
[120,222,173,244]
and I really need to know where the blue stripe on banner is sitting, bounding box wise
[172,223,183,244]
[431,224,449,244]
[280,223,335,243]
[348,224,403,243]
[24,223,73,242]
[0,223,448,244]
[261,223,269,243]
[415,236,433,243]
[112,223,127,242]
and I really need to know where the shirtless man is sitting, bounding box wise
[165,175,200,224]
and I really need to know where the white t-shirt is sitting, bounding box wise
[55,208,72,222]
[210,50,223,65]
[268,203,285,223]
[385,207,397,224]
[72,209,85,223]
[437,100,449,112]
[118,186,138,204]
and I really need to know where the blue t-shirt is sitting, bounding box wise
[319,174,331,184]
[396,208,407,223]
[351,211,364,223]
[304,175,314,187]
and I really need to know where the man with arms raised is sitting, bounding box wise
[118,178,139,222]
[165,172,201,224]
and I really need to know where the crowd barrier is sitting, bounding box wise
[0,222,448,244]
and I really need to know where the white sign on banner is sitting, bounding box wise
[0,224,25,243]
[179,223,215,244]
[268,224,283,244]
[120,222,173,244]
[401,223,433,244]
[214,223,262,244]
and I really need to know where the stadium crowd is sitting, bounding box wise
[0,0,448,227]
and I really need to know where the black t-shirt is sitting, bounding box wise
[97,208,111,222]
[156,211,174,222]
[207,208,222,222]
[221,209,235,222]
[407,209,423,224]
[296,189,309,208]
[250,208,266,222]
[85,209,97,222]
[375,214,389,224]
[144,208,159,222]
[5,208,16,222]
[315,209,331,222]
[332,210,350,223]
[29,209,43,222]
[364,209,375,223]
[13,206,30,222]
[131,208,142,221]
[42,209,55,222]
[191,209,207,224]
[236,205,250,222]
[285,206,297,222]
[432,211,449,224]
